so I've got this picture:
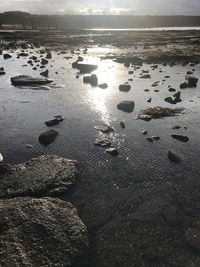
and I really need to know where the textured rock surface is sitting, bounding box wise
[0,155,77,198]
[0,197,89,267]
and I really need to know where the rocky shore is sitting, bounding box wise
[0,28,200,266]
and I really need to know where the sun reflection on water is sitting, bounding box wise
[85,58,117,125]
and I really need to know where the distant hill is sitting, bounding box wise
[0,14,200,29]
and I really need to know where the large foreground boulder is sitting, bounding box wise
[11,75,53,86]
[0,197,89,267]
[0,155,77,198]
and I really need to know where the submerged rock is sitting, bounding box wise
[94,124,114,133]
[117,101,135,113]
[106,147,119,156]
[167,150,182,163]
[0,155,77,198]
[94,139,111,147]
[98,83,108,89]
[138,107,183,120]
[11,75,53,86]
[38,130,58,146]
[0,197,89,266]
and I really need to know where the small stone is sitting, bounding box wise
[98,83,108,89]
[152,136,160,141]
[142,130,148,135]
[106,147,119,156]
[119,121,125,129]
[94,139,111,147]
[171,135,189,142]
[119,84,131,92]
[40,70,49,77]
[167,150,182,163]
[146,137,153,143]
[146,98,152,103]
[117,101,135,113]
[38,130,59,146]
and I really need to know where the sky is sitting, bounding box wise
[0,0,200,15]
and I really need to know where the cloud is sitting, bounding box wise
[0,0,199,15]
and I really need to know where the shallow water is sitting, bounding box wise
[0,47,200,225]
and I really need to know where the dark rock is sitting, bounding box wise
[90,74,98,86]
[18,52,29,57]
[146,98,152,103]
[40,70,49,77]
[0,155,77,198]
[38,130,58,146]
[164,97,174,104]
[167,150,182,163]
[98,83,108,89]
[168,87,176,92]
[76,63,98,74]
[152,136,160,141]
[11,75,53,86]
[141,74,151,79]
[0,67,5,75]
[83,76,90,83]
[142,130,148,135]
[180,82,188,89]
[186,76,198,87]
[46,52,52,59]
[83,74,98,86]
[146,138,153,143]
[119,121,125,129]
[41,58,49,65]
[117,101,135,113]
[0,197,89,266]
[3,54,12,60]
[171,135,189,142]
[119,84,131,92]
[45,116,64,127]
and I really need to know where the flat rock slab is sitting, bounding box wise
[11,75,53,86]
[0,155,77,198]
[0,197,89,267]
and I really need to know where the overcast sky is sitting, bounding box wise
[0,0,200,15]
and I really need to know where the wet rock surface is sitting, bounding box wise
[0,155,77,198]
[38,129,59,145]
[117,101,135,113]
[0,197,89,267]
[11,75,53,86]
